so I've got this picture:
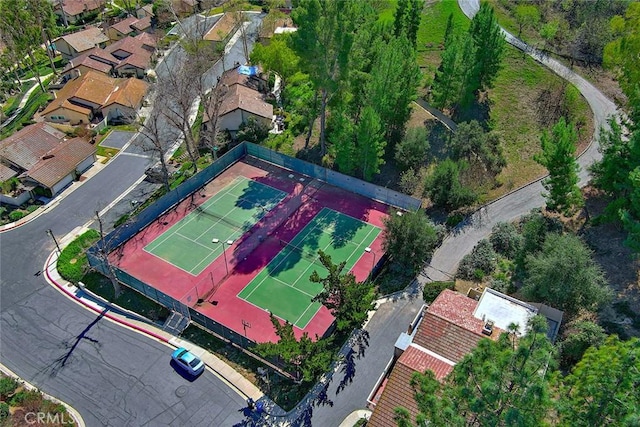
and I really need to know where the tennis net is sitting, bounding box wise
[195,205,251,232]
[279,239,323,266]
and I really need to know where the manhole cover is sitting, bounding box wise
[175,386,188,398]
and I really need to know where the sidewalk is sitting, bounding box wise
[42,247,264,403]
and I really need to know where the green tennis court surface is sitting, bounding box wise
[144,177,287,275]
[238,208,381,328]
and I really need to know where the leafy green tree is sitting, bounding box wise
[382,210,442,275]
[558,336,640,426]
[457,239,497,281]
[449,120,506,179]
[604,1,640,121]
[515,4,540,37]
[490,221,523,259]
[535,117,583,215]
[424,159,476,210]
[557,318,606,370]
[250,34,299,92]
[254,313,332,382]
[396,316,556,427]
[522,233,612,318]
[468,2,506,91]
[236,117,270,144]
[310,250,376,333]
[395,127,430,171]
[518,209,563,259]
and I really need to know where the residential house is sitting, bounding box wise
[203,13,238,46]
[0,123,96,202]
[54,0,106,25]
[136,4,154,19]
[107,16,152,42]
[61,34,156,81]
[172,0,199,16]
[366,288,562,426]
[202,66,273,137]
[42,70,148,125]
[55,27,110,60]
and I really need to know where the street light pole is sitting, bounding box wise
[212,238,234,276]
[46,229,61,254]
[364,247,376,281]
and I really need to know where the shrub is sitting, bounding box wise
[457,239,497,280]
[424,159,476,210]
[490,221,523,259]
[399,168,421,195]
[0,377,18,399]
[423,281,455,303]
[0,402,8,420]
[8,210,25,221]
[395,127,430,171]
[488,277,511,293]
[446,212,465,228]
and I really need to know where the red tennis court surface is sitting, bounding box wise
[111,157,392,343]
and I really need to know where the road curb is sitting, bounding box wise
[0,363,86,427]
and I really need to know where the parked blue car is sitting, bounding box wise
[171,347,205,376]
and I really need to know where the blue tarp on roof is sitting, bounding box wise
[238,65,258,76]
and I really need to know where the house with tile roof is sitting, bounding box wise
[202,66,273,137]
[42,70,149,125]
[61,34,156,81]
[107,16,152,42]
[0,123,95,203]
[53,0,106,25]
[366,288,562,427]
[55,27,110,60]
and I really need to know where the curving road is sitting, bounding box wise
[423,0,619,281]
[0,14,263,427]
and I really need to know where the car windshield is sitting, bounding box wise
[189,358,201,368]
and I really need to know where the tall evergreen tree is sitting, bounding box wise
[393,0,422,47]
[535,117,583,215]
[468,2,506,91]
[558,336,640,426]
[354,106,386,180]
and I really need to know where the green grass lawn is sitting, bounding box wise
[417,0,594,202]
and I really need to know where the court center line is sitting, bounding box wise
[270,276,316,298]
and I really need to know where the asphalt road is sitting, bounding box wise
[0,13,264,427]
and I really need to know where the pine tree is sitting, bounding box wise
[468,2,506,91]
[535,117,583,215]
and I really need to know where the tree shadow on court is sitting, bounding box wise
[235,180,284,212]
[266,227,326,275]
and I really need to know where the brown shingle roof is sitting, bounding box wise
[0,163,19,181]
[106,36,152,70]
[64,49,114,74]
[204,13,237,42]
[58,27,109,54]
[131,16,151,31]
[57,0,105,17]
[0,123,65,170]
[110,17,139,36]
[25,137,95,188]
[103,78,148,108]
[42,71,116,116]
[218,84,273,119]
[219,67,265,92]
[134,32,157,49]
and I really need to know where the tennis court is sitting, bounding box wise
[238,207,381,328]
[144,177,287,275]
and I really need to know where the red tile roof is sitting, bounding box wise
[401,345,454,381]
[64,49,114,74]
[367,360,420,427]
[412,312,484,362]
[26,137,95,188]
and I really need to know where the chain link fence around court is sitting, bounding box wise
[87,140,420,353]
